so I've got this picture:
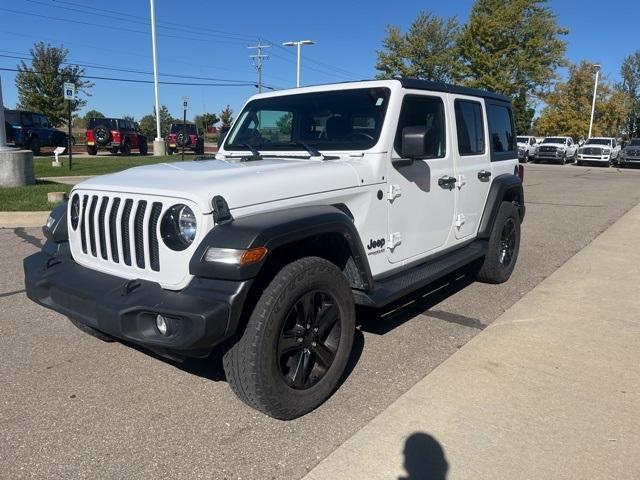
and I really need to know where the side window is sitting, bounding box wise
[454,100,485,156]
[486,103,515,160]
[530,138,535,146]
[394,95,445,158]
[21,112,34,127]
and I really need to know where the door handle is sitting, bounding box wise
[438,175,457,189]
[477,170,492,180]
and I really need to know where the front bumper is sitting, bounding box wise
[577,154,611,162]
[24,250,251,356]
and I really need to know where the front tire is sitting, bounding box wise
[121,141,131,156]
[476,201,521,284]
[223,257,356,420]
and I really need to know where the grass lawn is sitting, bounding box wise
[34,154,184,178]
[0,181,73,211]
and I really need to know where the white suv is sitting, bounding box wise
[533,136,578,164]
[517,136,537,162]
[25,79,525,420]
[577,137,620,166]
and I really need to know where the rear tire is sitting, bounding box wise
[29,136,40,155]
[139,139,148,155]
[223,257,356,420]
[87,146,98,155]
[68,317,115,342]
[121,141,131,156]
[167,147,174,155]
[476,201,521,284]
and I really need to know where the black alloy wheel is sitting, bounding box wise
[498,218,517,267]
[277,290,341,390]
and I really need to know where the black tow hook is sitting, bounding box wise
[45,257,62,270]
[122,279,142,296]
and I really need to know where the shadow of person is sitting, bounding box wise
[399,432,448,480]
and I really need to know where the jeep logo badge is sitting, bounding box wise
[367,238,385,250]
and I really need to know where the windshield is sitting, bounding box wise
[542,137,566,144]
[629,139,640,146]
[170,124,197,134]
[5,111,20,126]
[224,87,391,152]
[585,139,611,146]
[88,118,118,130]
[517,137,530,143]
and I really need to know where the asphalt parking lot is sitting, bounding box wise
[2,163,640,480]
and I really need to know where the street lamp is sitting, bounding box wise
[149,0,165,155]
[282,40,315,87]
[588,64,601,140]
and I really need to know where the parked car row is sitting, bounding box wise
[517,135,637,167]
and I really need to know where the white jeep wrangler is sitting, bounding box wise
[25,79,525,420]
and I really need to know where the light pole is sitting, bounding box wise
[149,0,165,155]
[283,40,314,87]
[588,64,601,140]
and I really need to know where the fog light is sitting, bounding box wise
[156,314,169,335]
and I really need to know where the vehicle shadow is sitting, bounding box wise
[399,432,449,480]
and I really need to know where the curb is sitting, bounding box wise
[0,211,49,228]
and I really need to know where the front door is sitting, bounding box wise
[450,96,491,239]
[387,92,455,264]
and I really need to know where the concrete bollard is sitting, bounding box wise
[0,149,35,187]
[47,191,67,204]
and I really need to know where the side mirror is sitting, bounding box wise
[395,126,429,165]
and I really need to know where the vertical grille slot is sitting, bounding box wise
[109,198,121,263]
[121,199,133,266]
[97,197,109,259]
[88,195,98,257]
[80,195,88,254]
[149,203,162,272]
[134,201,147,269]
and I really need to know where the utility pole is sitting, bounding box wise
[588,64,601,140]
[248,43,270,93]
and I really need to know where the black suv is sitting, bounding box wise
[86,118,148,156]
[166,123,204,155]
[4,109,68,155]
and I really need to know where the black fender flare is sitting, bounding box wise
[189,205,373,288]
[477,174,525,239]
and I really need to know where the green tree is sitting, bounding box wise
[15,42,93,126]
[123,114,135,122]
[138,114,156,140]
[620,50,640,138]
[220,105,233,127]
[375,11,461,82]
[457,0,568,133]
[536,61,629,139]
[84,109,105,120]
[194,112,220,130]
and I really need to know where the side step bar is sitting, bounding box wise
[353,240,488,308]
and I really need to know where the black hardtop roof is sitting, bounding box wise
[398,78,510,103]
[5,109,49,116]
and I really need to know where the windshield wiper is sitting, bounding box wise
[286,141,324,159]
[241,143,262,160]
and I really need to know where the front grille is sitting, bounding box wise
[540,146,557,152]
[582,147,602,155]
[76,194,161,272]
[627,149,640,157]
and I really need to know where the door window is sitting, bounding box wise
[454,100,485,156]
[21,112,34,127]
[486,103,515,160]
[394,95,445,158]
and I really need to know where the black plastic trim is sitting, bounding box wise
[24,251,252,354]
[190,205,373,288]
[399,78,510,103]
[42,202,68,243]
[477,174,525,238]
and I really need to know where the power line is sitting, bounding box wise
[0,67,265,87]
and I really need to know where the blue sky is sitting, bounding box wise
[0,0,638,122]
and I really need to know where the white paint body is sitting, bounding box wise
[517,136,537,161]
[68,80,517,290]
[534,137,577,163]
[577,137,620,164]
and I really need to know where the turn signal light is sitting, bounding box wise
[241,247,268,265]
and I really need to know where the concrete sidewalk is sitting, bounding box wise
[305,204,640,480]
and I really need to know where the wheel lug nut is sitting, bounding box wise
[313,327,318,333]
[306,324,311,329]
[297,337,303,343]
[311,341,317,347]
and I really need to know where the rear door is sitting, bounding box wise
[450,96,491,239]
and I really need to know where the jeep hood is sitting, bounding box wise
[75,157,360,213]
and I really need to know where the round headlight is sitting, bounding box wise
[70,194,80,230]
[160,204,197,251]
